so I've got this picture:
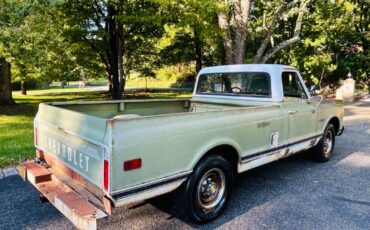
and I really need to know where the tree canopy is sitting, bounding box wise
[0,0,368,99]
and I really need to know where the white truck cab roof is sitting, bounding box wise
[193,64,309,102]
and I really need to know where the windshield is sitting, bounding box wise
[196,72,271,97]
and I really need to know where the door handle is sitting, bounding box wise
[288,110,298,115]
[311,108,316,113]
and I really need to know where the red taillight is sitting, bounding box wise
[123,159,142,171]
[35,127,38,146]
[104,159,109,191]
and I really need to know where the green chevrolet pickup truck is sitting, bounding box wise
[20,64,344,229]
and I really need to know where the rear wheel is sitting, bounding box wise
[177,155,234,223]
[311,123,336,162]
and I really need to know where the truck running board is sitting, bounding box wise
[19,161,107,230]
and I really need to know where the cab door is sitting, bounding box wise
[281,71,317,141]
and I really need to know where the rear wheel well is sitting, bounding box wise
[197,145,239,173]
[328,117,340,134]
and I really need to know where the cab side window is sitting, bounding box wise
[282,72,307,99]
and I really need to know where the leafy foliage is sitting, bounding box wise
[266,0,368,87]
[0,0,368,94]
[0,0,102,86]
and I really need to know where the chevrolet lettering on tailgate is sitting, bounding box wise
[37,122,105,187]
[43,135,91,172]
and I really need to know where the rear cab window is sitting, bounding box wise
[196,72,271,98]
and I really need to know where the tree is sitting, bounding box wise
[350,0,369,82]
[253,0,312,63]
[119,0,165,79]
[0,0,98,95]
[0,0,40,95]
[59,0,125,98]
[0,56,15,105]
[155,0,222,72]
[273,0,368,86]
[1,0,367,95]
[59,0,164,99]
[216,0,313,64]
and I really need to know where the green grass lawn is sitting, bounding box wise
[0,89,190,168]
[125,78,175,88]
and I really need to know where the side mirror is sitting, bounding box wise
[310,85,321,96]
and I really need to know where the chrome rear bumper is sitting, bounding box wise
[19,161,107,230]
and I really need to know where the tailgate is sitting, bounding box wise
[36,120,108,190]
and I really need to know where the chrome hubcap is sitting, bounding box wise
[323,130,333,157]
[196,168,225,211]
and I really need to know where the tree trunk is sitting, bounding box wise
[231,0,250,64]
[145,77,148,92]
[21,81,27,95]
[194,29,202,73]
[118,22,125,97]
[217,9,234,64]
[217,0,251,64]
[108,73,113,93]
[107,3,121,99]
[362,36,369,80]
[0,57,15,105]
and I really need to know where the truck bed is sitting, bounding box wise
[51,98,267,119]
[34,98,278,209]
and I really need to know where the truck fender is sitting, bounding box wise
[326,116,341,134]
[189,139,242,171]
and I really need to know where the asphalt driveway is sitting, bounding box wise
[1,101,370,230]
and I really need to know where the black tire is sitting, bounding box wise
[177,155,234,223]
[311,123,336,162]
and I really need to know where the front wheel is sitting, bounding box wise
[311,123,336,162]
[177,155,234,223]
